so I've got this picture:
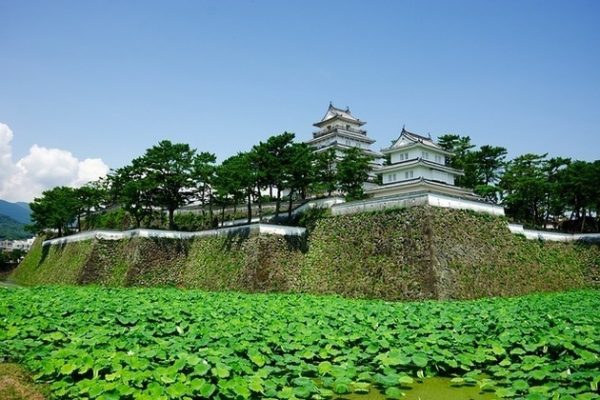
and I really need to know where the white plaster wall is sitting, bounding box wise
[390,150,413,164]
[383,164,453,186]
[414,166,430,180]
[431,169,449,184]
[331,194,430,216]
[43,197,348,247]
[389,147,446,166]
[220,197,346,227]
[426,193,505,216]
[382,166,419,184]
[331,193,504,217]
[508,224,600,242]
[43,224,306,247]
[289,197,345,216]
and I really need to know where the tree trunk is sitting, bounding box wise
[275,187,282,216]
[257,190,263,222]
[206,187,213,223]
[288,189,295,219]
[246,192,252,223]
[201,186,206,218]
[221,204,225,227]
[543,198,550,230]
[168,208,175,230]
[77,214,82,232]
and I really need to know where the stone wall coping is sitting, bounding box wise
[42,223,306,247]
[508,223,600,242]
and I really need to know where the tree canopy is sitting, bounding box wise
[28,131,600,236]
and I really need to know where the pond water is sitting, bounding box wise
[333,377,497,400]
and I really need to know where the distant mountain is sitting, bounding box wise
[0,200,31,224]
[0,214,31,240]
[16,202,31,210]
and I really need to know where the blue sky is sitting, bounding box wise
[0,0,599,201]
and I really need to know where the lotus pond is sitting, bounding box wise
[0,287,598,400]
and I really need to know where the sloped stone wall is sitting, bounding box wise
[13,207,600,300]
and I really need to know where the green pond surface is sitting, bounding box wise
[333,377,497,400]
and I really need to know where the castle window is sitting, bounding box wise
[405,171,414,179]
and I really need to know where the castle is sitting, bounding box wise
[306,103,479,201]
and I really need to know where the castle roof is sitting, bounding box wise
[382,127,450,154]
[314,103,365,127]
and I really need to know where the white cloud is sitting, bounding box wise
[0,123,110,202]
[0,123,17,182]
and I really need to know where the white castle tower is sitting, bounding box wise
[306,103,382,169]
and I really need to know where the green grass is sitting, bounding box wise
[0,287,598,399]
[10,238,94,286]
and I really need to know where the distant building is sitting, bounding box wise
[306,103,382,170]
[0,238,35,253]
[367,128,478,199]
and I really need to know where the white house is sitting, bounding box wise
[306,103,382,170]
[0,238,35,253]
[367,128,479,200]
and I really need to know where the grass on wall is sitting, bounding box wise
[11,207,600,300]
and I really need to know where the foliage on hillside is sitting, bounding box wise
[13,207,600,300]
[11,237,93,286]
[0,288,598,399]
[425,208,597,298]
[0,215,30,240]
[300,209,432,300]
[15,233,304,294]
[299,207,600,300]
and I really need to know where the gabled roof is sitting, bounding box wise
[314,103,365,127]
[400,127,432,142]
[382,127,448,153]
